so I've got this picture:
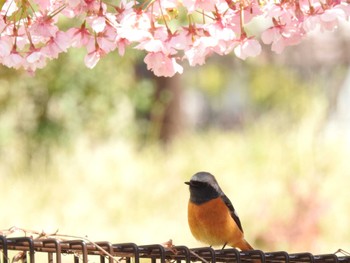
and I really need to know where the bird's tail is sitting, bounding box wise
[236,238,254,251]
[235,239,261,263]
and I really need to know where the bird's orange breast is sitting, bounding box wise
[188,197,243,247]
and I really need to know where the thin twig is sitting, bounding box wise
[334,249,350,256]
[189,250,210,263]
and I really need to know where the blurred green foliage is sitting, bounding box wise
[0,50,331,172]
[248,64,316,121]
[196,64,227,96]
[0,48,139,170]
[184,56,326,131]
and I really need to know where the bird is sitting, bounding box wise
[185,171,254,251]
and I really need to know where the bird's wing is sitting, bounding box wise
[220,194,244,233]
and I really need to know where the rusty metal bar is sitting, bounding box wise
[240,249,265,262]
[172,245,192,263]
[7,237,35,263]
[61,240,88,263]
[44,239,61,263]
[215,248,241,262]
[289,252,314,262]
[314,253,339,262]
[95,242,114,263]
[264,251,290,262]
[0,235,8,263]
[139,244,166,263]
[113,243,140,263]
[191,247,217,262]
[1,236,350,263]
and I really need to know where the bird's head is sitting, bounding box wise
[185,171,222,204]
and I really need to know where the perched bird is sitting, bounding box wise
[185,171,254,251]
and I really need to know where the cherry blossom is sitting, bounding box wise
[0,36,12,57]
[85,46,106,68]
[234,37,262,60]
[67,25,93,48]
[41,31,71,59]
[0,0,349,77]
[261,23,304,54]
[29,13,59,38]
[3,51,24,69]
[118,11,153,42]
[144,52,183,77]
[25,48,48,72]
[182,0,216,13]
[185,36,219,66]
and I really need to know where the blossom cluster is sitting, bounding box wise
[0,0,349,77]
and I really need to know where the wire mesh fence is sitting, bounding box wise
[1,235,349,263]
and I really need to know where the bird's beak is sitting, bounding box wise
[184,181,191,185]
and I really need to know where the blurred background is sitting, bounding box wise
[1,19,350,255]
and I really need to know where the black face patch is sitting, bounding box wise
[188,181,220,204]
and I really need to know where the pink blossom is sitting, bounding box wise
[135,38,167,53]
[86,15,107,33]
[95,24,118,53]
[67,25,93,48]
[263,3,295,25]
[41,31,71,59]
[303,6,347,32]
[135,25,175,54]
[2,50,23,69]
[70,0,104,15]
[242,1,264,24]
[30,13,59,38]
[168,32,189,51]
[261,23,304,53]
[118,11,153,42]
[115,37,129,56]
[322,7,347,22]
[182,0,216,13]
[26,49,47,68]
[204,19,237,55]
[84,46,105,68]
[115,0,135,22]
[0,15,5,32]
[0,36,12,57]
[185,36,218,66]
[7,25,28,50]
[144,52,183,77]
[337,2,350,16]
[206,21,236,43]
[169,27,198,51]
[234,37,261,60]
[0,0,349,76]
[32,0,53,12]
[66,0,81,9]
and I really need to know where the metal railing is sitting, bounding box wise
[1,235,349,263]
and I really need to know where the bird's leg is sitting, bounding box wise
[221,243,227,250]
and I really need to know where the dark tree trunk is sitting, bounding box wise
[150,74,183,143]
